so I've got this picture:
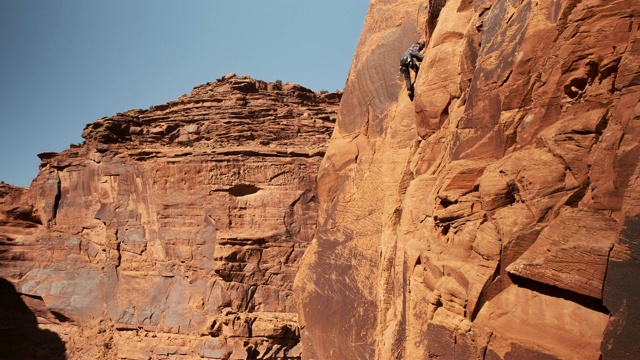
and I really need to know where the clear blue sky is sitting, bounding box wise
[0,1,369,187]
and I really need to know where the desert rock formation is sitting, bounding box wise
[295,0,640,359]
[0,75,339,359]
[3,1,640,359]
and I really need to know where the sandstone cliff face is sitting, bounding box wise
[0,75,339,359]
[295,1,640,359]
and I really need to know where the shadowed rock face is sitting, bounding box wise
[295,1,640,359]
[0,75,340,359]
[0,277,66,359]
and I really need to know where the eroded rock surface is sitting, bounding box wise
[0,75,339,359]
[295,1,640,359]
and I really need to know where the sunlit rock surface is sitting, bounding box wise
[0,75,339,359]
[294,1,640,359]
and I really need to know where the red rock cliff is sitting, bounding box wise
[295,0,640,359]
[1,75,339,359]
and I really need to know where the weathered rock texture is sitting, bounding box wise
[295,0,640,359]
[0,75,339,359]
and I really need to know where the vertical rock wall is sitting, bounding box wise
[295,0,640,359]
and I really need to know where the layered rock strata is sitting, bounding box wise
[0,75,339,359]
[295,0,640,359]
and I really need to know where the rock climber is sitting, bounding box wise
[399,40,426,101]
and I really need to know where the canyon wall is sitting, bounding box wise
[0,75,339,359]
[3,1,640,359]
[295,0,640,359]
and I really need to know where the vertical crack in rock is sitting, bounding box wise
[47,173,62,226]
[426,0,447,44]
[51,177,61,225]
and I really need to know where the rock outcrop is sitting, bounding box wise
[4,1,640,359]
[0,75,339,359]
[295,1,640,359]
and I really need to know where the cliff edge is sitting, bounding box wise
[295,1,640,359]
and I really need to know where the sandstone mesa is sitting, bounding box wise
[1,75,339,359]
